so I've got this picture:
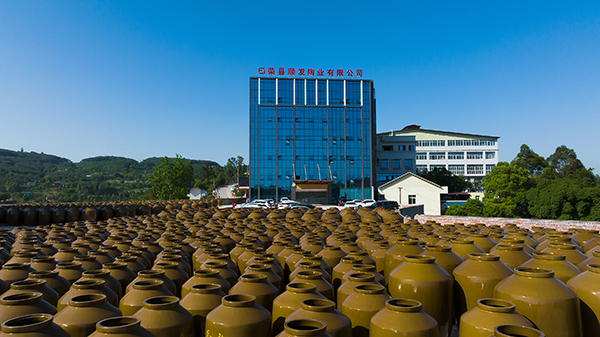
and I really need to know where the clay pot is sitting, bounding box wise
[272,282,327,335]
[58,279,118,311]
[387,255,452,337]
[489,244,532,269]
[341,264,385,285]
[28,270,70,297]
[0,313,69,337]
[73,255,103,271]
[494,267,582,337]
[201,261,237,286]
[119,279,174,316]
[338,284,390,337]
[228,273,278,312]
[0,292,57,323]
[54,294,122,337]
[246,263,283,293]
[466,233,497,253]
[519,252,580,284]
[89,316,154,337]
[278,319,330,337]
[0,263,35,284]
[337,272,381,307]
[383,239,424,285]
[152,261,188,296]
[125,269,176,296]
[102,262,136,295]
[3,279,59,307]
[205,294,272,337]
[295,270,334,301]
[30,257,58,272]
[453,253,513,318]
[53,247,82,263]
[319,246,347,270]
[132,296,194,337]
[80,269,123,299]
[180,284,226,336]
[287,298,352,337]
[458,298,534,337]
[182,269,230,297]
[493,324,545,337]
[542,243,587,268]
[419,245,464,280]
[370,298,439,337]
[450,239,485,260]
[55,261,85,284]
[331,256,362,295]
[567,263,600,336]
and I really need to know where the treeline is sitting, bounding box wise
[445,145,600,221]
[0,148,246,203]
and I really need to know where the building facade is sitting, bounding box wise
[249,76,376,202]
[379,125,499,182]
[375,135,417,185]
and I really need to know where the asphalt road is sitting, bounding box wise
[215,183,237,199]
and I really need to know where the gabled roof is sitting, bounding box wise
[377,125,499,139]
[378,172,444,191]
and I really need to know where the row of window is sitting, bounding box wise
[415,164,496,175]
[257,78,367,106]
[415,151,496,160]
[379,159,414,170]
[413,139,497,147]
[382,145,415,151]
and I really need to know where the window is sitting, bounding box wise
[399,145,406,151]
[429,152,446,160]
[466,152,483,160]
[448,139,496,146]
[405,159,414,169]
[448,152,464,160]
[448,165,465,175]
[416,153,427,160]
[486,164,496,174]
[431,165,446,170]
[408,145,414,151]
[416,165,427,173]
[486,152,496,159]
[381,160,388,169]
[467,165,484,175]
[382,145,393,151]
[393,159,400,169]
[408,195,416,205]
[416,140,445,147]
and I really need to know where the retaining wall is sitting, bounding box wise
[414,215,600,231]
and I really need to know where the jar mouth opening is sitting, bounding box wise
[70,293,107,306]
[11,279,45,288]
[532,252,565,260]
[284,319,326,334]
[194,269,219,277]
[424,245,451,252]
[468,253,500,261]
[477,298,515,313]
[74,279,105,288]
[514,267,554,278]
[354,284,385,293]
[29,270,59,278]
[347,272,376,281]
[191,283,222,292]
[222,294,256,306]
[494,324,544,337]
[404,255,435,263]
[1,314,53,332]
[143,296,179,307]
[154,262,178,269]
[133,280,164,289]
[1,292,44,304]
[495,244,524,251]
[386,298,422,312]
[587,263,600,273]
[139,270,164,277]
[296,271,322,279]
[96,316,141,332]
[287,282,317,292]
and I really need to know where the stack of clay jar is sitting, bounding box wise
[0,202,599,337]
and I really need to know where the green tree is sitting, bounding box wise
[511,144,548,176]
[418,167,471,193]
[482,162,530,203]
[147,154,194,200]
[445,198,483,216]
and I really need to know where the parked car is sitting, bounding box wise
[343,199,362,209]
[357,199,376,207]
[364,200,399,211]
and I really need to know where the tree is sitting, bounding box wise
[482,162,530,203]
[511,144,548,176]
[445,198,483,216]
[418,167,471,193]
[147,154,194,200]
[547,145,577,173]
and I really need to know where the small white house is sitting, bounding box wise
[188,187,207,200]
[378,172,448,215]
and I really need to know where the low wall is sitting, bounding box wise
[399,205,424,219]
[414,215,600,231]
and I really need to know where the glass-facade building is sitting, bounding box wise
[249,77,376,202]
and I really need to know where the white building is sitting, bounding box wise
[375,135,417,184]
[377,172,448,215]
[379,125,499,182]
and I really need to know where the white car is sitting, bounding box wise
[344,199,362,209]
[357,199,376,207]
[278,200,300,209]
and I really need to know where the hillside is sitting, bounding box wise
[0,149,221,203]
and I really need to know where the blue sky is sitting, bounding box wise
[1,1,599,170]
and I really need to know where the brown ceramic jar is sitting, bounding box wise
[180,284,226,336]
[228,273,278,312]
[0,313,69,337]
[151,261,188,296]
[58,279,119,311]
[519,252,580,284]
[492,324,545,337]
[567,263,600,336]
[125,269,176,296]
[338,284,390,337]
[102,262,136,295]
[181,269,230,297]
[0,263,36,285]
[286,298,352,337]
[132,296,194,337]
[205,294,272,337]
[370,298,439,337]
[278,319,330,337]
[54,294,122,337]
[494,267,582,337]
[119,280,174,316]
[79,269,123,299]
[272,282,327,335]
[0,292,57,324]
[383,239,424,285]
[458,298,533,337]
[296,270,334,301]
[55,261,85,284]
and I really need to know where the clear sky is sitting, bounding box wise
[1,1,599,170]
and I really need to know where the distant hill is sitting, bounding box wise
[0,149,222,203]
